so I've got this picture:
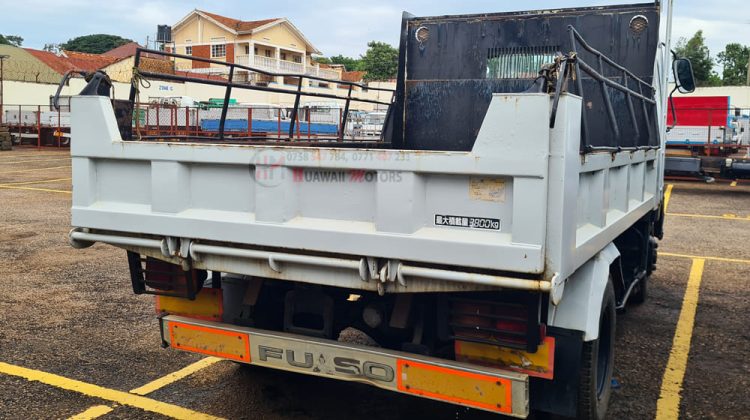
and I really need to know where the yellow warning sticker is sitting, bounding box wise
[469,178,505,202]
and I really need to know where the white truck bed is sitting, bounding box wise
[70,94,660,295]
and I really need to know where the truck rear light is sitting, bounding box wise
[441,296,542,353]
[126,251,206,299]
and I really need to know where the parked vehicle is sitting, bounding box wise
[68,2,692,418]
[1,96,71,146]
[665,96,750,180]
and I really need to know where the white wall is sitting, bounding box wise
[672,85,750,108]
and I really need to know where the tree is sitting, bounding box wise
[60,34,132,54]
[717,43,750,86]
[674,30,720,87]
[0,34,23,47]
[359,41,398,81]
[329,54,362,71]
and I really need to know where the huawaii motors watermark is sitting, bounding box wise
[254,150,405,187]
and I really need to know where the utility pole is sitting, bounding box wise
[746,52,750,86]
[0,54,9,125]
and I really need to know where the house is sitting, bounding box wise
[170,10,341,85]
[0,45,64,84]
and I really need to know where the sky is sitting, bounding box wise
[1,0,748,66]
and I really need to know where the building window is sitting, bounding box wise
[245,45,250,54]
[293,55,302,63]
[265,49,272,58]
[281,52,287,61]
[210,37,226,58]
[211,44,226,58]
[254,47,258,55]
[185,46,192,55]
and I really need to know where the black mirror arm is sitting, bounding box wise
[667,84,679,132]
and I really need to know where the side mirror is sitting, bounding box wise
[673,58,696,93]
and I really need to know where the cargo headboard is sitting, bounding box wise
[384,2,661,152]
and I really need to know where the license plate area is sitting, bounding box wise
[168,321,250,362]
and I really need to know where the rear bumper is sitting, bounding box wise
[160,315,530,418]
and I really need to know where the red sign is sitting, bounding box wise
[667,96,729,126]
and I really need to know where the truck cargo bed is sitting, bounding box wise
[70,92,660,293]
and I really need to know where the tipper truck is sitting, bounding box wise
[67,1,695,418]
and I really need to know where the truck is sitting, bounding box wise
[67,1,694,418]
[665,95,750,180]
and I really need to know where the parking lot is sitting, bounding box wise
[0,147,748,420]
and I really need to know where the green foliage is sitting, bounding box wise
[328,54,362,71]
[674,31,719,87]
[313,56,332,65]
[0,34,23,47]
[60,34,132,54]
[717,43,750,86]
[359,41,398,81]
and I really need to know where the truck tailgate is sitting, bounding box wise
[71,96,550,274]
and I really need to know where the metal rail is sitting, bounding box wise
[552,26,659,153]
[128,48,395,143]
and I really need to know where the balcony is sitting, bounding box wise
[235,55,340,80]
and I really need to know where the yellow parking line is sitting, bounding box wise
[664,184,673,213]
[0,185,71,194]
[69,357,222,419]
[130,357,221,395]
[0,177,71,186]
[0,165,71,174]
[0,157,70,165]
[666,212,750,221]
[655,258,705,420]
[67,405,114,420]
[660,252,750,265]
[0,361,223,420]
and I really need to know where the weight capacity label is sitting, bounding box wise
[434,214,501,231]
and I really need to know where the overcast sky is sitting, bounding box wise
[2,0,748,65]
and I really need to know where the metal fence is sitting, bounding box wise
[1,103,70,148]
[129,48,395,144]
[0,99,387,148]
[132,103,386,141]
[667,107,750,151]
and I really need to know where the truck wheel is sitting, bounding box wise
[577,279,615,420]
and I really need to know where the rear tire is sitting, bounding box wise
[577,279,616,420]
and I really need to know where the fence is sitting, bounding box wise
[0,99,387,148]
[129,47,394,144]
[131,103,386,141]
[1,103,70,148]
[667,107,750,154]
